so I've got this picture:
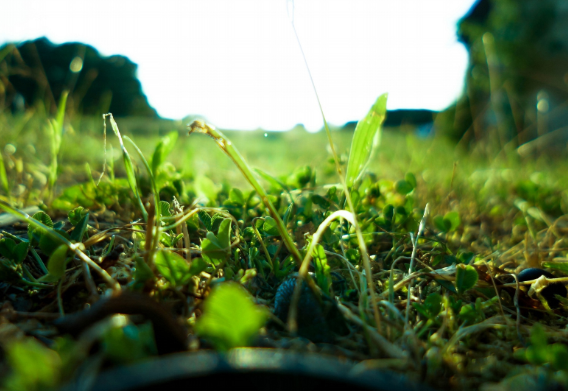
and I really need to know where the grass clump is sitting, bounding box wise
[1,100,568,391]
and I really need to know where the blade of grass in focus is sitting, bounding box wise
[188,120,303,264]
[346,94,388,188]
[0,149,11,204]
[285,0,383,331]
[46,91,68,203]
[103,113,148,222]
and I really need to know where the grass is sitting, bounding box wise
[2,106,568,391]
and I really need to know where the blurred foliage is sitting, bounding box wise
[0,38,157,117]
[439,0,568,152]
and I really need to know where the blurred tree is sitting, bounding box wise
[0,37,157,118]
[439,0,568,153]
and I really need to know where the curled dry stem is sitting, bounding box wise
[287,18,382,332]
[287,210,355,334]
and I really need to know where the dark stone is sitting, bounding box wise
[274,277,331,343]
[0,37,157,117]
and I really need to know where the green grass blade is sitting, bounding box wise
[188,121,303,264]
[47,91,68,201]
[346,93,388,188]
[103,114,148,221]
[0,150,11,203]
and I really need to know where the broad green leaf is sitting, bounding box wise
[228,188,245,204]
[195,176,217,204]
[433,215,452,233]
[444,211,461,231]
[133,256,154,288]
[435,279,457,293]
[43,244,69,281]
[217,218,231,249]
[189,257,208,276]
[28,211,53,243]
[39,229,70,257]
[526,323,548,365]
[262,216,279,236]
[346,248,360,264]
[201,230,229,267]
[549,343,568,371]
[424,292,442,317]
[288,166,312,188]
[154,250,191,288]
[458,300,483,324]
[198,211,213,231]
[346,93,388,188]
[211,214,225,232]
[313,244,331,295]
[195,282,268,351]
[68,207,87,226]
[4,337,62,390]
[0,238,16,260]
[405,172,417,189]
[412,293,442,319]
[542,261,568,274]
[395,180,414,195]
[13,242,29,264]
[455,264,479,294]
[70,213,89,242]
[158,201,171,218]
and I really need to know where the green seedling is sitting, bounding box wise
[195,282,268,351]
[188,120,302,264]
[3,337,63,391]
[433,211,461,233]
[515,323,568,371]
[455,264,479,294]
[201,218,232,267]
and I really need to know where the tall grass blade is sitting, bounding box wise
[0,150,11,204]
[346,93,388,188]
[188,121,303,264]
[285,0,383,331]
[103,114,147,221]
[47,91,68,201]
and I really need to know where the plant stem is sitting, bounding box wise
[188,121,303,264]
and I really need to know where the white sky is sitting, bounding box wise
[2,0,476,131]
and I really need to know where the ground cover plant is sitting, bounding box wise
[3,9,568,391]
[2,94,568,391]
